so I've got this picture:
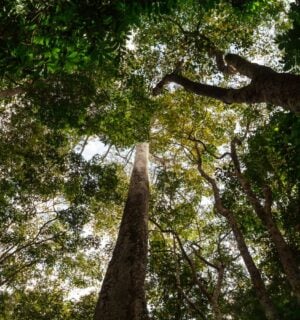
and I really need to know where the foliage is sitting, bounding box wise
[0,0,179,79]
[0,93,126,288]
[218,112,300,318]
[87,73,158,147]
[277,2,300,72]
[0,288,97,320]
[0,0,299,319]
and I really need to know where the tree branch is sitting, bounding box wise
[192,143,229,218]
[0,87,25,99]
[172,239,206,319]
[188,135,231,160]
[78,135,90,156]
[173,232,211,300]
[230,138,265,215]
[152,72,261,107]
[225,54,276,78]
[0,215,59,264]
[191,244,219,270]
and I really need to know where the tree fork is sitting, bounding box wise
[94,143,150,320]
[153,53,300,114]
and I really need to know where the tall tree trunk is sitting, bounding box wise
[94,143,150,320]
[231,141,300,303]
[196,160,279,320]
[225,212,279,320]
[262,209,300,303]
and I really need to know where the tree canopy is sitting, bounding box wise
[0,1,299,319]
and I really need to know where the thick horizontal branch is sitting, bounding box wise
[153,73,236,104]
[224,53,276,78]
[153,52,300,114]
[0,87,25,99]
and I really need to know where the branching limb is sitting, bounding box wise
[101,143,112,161]
[150,218,211,300]
[0,87,25,99]
[225,54,276,78]
[173,232,211,300]
[172,238,206,319]
[0,214,59,264]
[192,143,229,218]
[153,73,232,101]
[0,259,39,287]
[187,134,231,160]
[78,135,90,156]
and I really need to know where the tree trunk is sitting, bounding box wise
[94,143,150,320]
[231,141,300,303]
[211,264,224,320]
[262,210,300,303]
[197,164,279,320]
[237,181,300,303]
[226,212,279,320]
[153,53,300,114]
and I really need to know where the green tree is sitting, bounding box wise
[1,1,299,319]
[0,0,178,79]
[0,287,98,320]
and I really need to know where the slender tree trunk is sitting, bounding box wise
[196,162,279,320]
[231,141,300,303]
[225,212,279,320]
[211,264,224,320]
[212,303,222,320]
[94,143,150,320]
[262,210,300,303]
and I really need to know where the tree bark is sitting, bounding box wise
[196,160,279,320]
[231,140,300,303]
[225,212,279,320]
[209,263,224,320]
[153,53,300,114]
[94,143,150,320]
[0,87,24,99]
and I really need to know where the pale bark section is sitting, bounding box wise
[94,143,150,320]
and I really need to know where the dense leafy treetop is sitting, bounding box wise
[0,0,179,79]
[277,1,300,72]
[1,0,300,319]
